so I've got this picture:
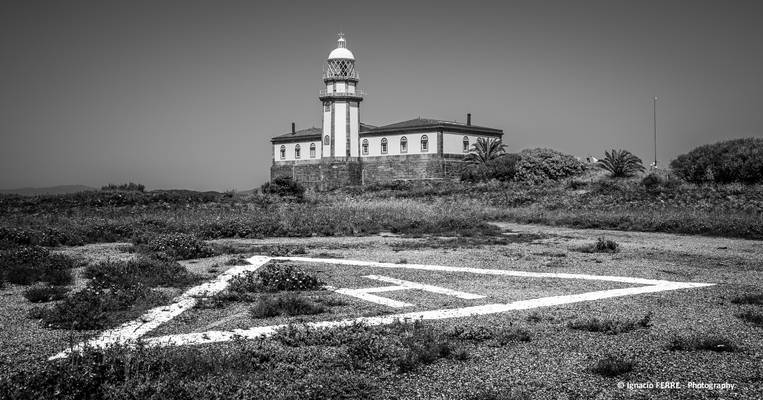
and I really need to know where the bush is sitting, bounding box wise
[132,233,214,260]
[567,314,652,335]
[514,148,585,184]
[670,137,763,184]
[33,283,169,330]
[396,324,454,373]
[461,154,520,182]
[0,246,77,286]
[250,293,327,318]
[261,176,306,199]
[576,237,620,253]
[598,149,645,178]
[587,355,634,377]
[101,182,145,192]
[84,257,203,288]
[23,284,70,303]
[243,262,324,292]
[24,285,69,303]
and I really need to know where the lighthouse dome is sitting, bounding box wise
[328,35,354,60]
[328,47,354,60]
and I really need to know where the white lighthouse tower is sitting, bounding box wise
[319,33,364,158]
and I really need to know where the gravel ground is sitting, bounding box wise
[2,223,761,398]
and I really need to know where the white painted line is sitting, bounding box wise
[49,256,271,360]
[333,288,414,308]
[51,255,716,358]
[363,275,485,299]
[272,256,676,286]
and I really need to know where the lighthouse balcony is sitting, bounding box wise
[319,89,365,100]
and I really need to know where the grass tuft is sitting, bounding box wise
[576,237,620,253]
[250,293,326,318]
[567,313,651,335]
[23,284,70,303]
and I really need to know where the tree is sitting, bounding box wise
[598,149,645,178]
[464,137,506,166]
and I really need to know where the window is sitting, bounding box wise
[421,135,429,152]
[294,144,301,159]
[279,145,286,160]
[400,136,408,153]
[309,143,316,158]
[362,139,369,155]
[324,135,330,145]
[463,136,470,153]
[381,138,388,154]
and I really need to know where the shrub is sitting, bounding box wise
[84,257,203,288]
[461,154,520,182]
[23,284,70,303]
[246,262,324,292]
[0,246,77,286]
[514,148,585,184]
[567,314,651,335]
[671,137,763,184]
[34,283,169,330]
[261,176,305,199]
[576,237,620,253]
[250,293,326,318]
[666,335,738,352]
[598,149,645,178]
[587,355,634,377]
[132,232,214,260]
[101,182,145,192]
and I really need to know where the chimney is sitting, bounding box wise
[291,122,295,134]
[467,113,471,126]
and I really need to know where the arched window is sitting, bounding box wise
[362,139,369,155]
[421,135,429,152]
[324,135,330,145]
[400,136,408,153]
[294,144,301,159]
[462,136,470,153]
[309,143,316,158]
[279,145,286,160]
[381,138,388,154]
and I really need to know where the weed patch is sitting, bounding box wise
[132,233,214,260]
[23,284,70,303]
[576,237,620,253]
[736,311,763,327]
[567,313,651,335]
[84,257,203,288]
[0,246,77,286]
[731,293,763,305]
[666,335,738,352]
[230,262,324,293]
[250,293,327,318]
[587,355,634,377]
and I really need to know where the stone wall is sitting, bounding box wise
[270,154,466,190]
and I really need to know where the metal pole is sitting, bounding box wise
[653,96,658,168]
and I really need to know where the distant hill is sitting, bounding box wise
[0,185,97,196]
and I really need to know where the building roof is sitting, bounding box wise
[328,47,354,60]
[360,117,503,136]
[270,127,322,143]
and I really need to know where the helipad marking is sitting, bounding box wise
[331,275,485,308]
[50,256,715,359]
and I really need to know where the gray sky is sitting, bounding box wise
[1,0,762,191]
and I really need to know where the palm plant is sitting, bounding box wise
[598,149,645,177]
[464,137,506,165]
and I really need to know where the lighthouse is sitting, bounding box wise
[319,33,364,158]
